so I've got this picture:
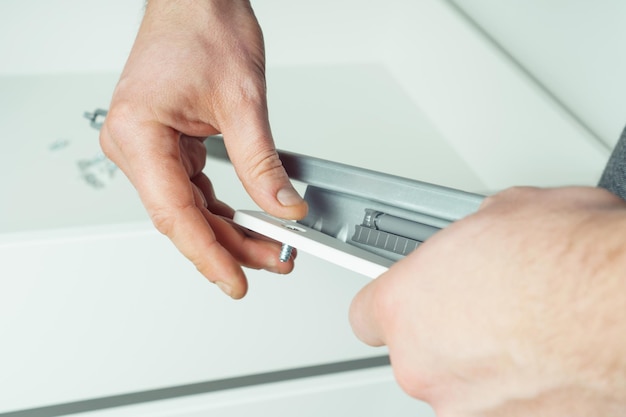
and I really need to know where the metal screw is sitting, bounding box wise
[279,244,293,262]
[83,108,108,130]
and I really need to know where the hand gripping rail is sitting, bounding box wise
[204,137,484,278]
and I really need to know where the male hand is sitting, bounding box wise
[100,0,307,299]
[350,186,626,416]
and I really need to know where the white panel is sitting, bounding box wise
[0,223,386,412]
[73,368,433,417]
[0,0,143,75]
[450,0,626,148]
[374,0,609,190]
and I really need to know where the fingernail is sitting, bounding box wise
[215,281,233,297]
[277,187,304,207]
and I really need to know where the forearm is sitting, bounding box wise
[487,193,626,414]
[548,210,626,408]
[143,0,254,24]
[478,193,626,415]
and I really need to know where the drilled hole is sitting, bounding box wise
[282,224,306,233]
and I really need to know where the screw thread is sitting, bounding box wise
[279,244,293,262]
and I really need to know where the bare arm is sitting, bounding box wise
[350,186,626,416]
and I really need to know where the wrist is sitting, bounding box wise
[144,0,252,19]
[514,210,626,413]
[565,212,626,403]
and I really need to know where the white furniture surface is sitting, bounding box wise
[450,0,626,149]
[0,0,621,416]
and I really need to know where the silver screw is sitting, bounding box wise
[83,108,108,130]
[279,244,293,262]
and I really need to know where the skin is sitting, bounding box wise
[102,1,626,414]
[350,186,626,416]
[100,0,307,299]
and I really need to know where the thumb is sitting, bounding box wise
[349,276,387,347]
[222,104,308,221]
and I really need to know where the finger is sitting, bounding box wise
[194,192,300,266]
[206,213,296,274]
[191,181,209,208]
[220,94,308,221]
[234,218,300,259]
[192,173,235,218]
[349,275,388,347]
[101,115,248,299]
[179,135,209,178]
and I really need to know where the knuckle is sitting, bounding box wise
[99,101,137,157]
[148,204,218,276]
[393,364,438,406]
[372,281,398,335]
[189,243,219,277]
[499,185,539,199]
[180,138,208,175]
[217,71,266,117]
[396,374,422,400]
[236,72,266,105]
[149,206,176,237]
[241,147,284,182]
[479,194,497,210]
[480,186,538,210]
[148,202,197,240]
[375,284,394,321]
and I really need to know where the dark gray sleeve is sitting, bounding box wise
[598,125,626,200]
